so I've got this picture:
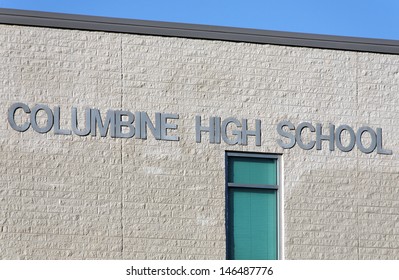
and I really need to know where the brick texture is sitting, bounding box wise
[1,24,399,259]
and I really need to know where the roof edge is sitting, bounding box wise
[1,8,399,55]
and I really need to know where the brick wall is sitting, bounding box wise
[1,24,399,259]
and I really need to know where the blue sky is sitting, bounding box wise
[1,0,399,40]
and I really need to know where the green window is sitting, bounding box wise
[226,152,279,260]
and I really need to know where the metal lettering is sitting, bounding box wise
[335,125,355,152]
[54,106,71,135]
[8,102,31,132]
[71,107,91,136]
[222,117,241,145]
[30,104,54,134]
[356,126,377,154]
[195,116,215,143]
[140,112,161,140]
[376,128,392,155]
[214,117,221,144]
[316,123,335,151]
[91,109,115,137]
[5,102,394,155]
[160,113,179,141]
[296,122,315,150]
[241,119,261,146]
[135,112,141,139]
[114,110,135,138]
[276,120,296,149]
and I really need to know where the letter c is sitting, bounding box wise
[8,102,31,132]
[296,122,316,150]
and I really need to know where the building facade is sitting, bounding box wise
[1,9,399,259]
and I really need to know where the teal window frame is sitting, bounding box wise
[226,151,281,260]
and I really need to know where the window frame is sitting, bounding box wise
[225,151,282,260]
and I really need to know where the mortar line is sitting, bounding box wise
[120,34,124,258]
[355,52,360,260]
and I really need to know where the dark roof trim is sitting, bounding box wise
[1,8,399,55]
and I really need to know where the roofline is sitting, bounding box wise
[1,8,399,55]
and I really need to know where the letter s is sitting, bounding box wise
[277,120,296,149]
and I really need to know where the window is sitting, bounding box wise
[226,152,280,260]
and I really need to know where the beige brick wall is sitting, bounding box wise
[1,24,399,259]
